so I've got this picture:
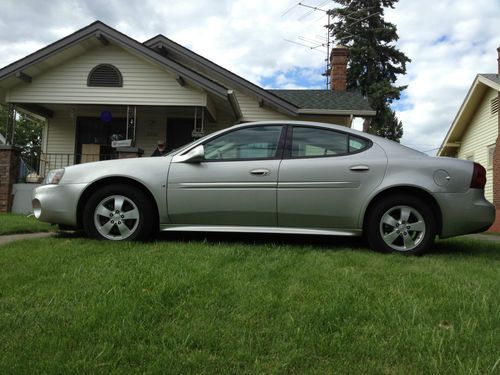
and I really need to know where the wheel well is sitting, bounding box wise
[363,187,443,235]
[76,177,160,229]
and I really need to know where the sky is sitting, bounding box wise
[0,0,499,153]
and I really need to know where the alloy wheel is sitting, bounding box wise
[379,205,426,252]
[93,195,140,240]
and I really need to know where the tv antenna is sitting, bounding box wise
[283,2,380,89]
[283,1,333,89]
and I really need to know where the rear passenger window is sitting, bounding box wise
[291,127,348,157]
[290,127,370,158]
[349,136,369,152]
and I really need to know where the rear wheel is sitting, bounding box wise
[365,195,437,255]
[83,184,156,241]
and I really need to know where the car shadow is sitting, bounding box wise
[52,230,499,258]
[156,231,370,251]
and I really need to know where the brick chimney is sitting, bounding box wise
[491,46,500,231]
[330,45,349,91]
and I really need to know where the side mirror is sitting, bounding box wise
[173,145,205,163]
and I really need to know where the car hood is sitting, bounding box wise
[59,156,173,184]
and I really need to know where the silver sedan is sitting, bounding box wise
[33,121,495,255]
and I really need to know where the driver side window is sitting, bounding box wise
[204,125,283,160]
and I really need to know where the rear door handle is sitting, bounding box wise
[249,168,271,176]
[349,165,370,172]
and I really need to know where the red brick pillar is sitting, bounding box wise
[330,45,349,91]
[0,145,20,212]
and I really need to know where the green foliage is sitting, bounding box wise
[0,234,498,373]
[329,0,410,141]
[0,104,44,166]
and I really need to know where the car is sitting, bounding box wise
[32,121,495,255]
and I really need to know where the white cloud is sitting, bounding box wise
[0,0,498,154]
[387,0,500,152]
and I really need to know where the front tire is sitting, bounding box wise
[83,184,155,241]
[365,194,437,255]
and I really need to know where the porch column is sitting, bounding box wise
[0,145,21,212]
[489,48,500,232]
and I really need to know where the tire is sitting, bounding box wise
[365,194,437,255]
[83,184,156,241]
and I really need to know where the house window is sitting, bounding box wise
[487,145,495,169]
[87,64,123,87]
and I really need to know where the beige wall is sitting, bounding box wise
[457,88,499,202]
[7,45,206,106]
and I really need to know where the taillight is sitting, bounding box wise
[470,162,486,189]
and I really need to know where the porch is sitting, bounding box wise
[11,103,232,178]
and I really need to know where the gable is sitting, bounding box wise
[6,44,206,106]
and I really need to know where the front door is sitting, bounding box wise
[76,117,126,163]
[277,125,388,229]
[166,118,195,152]
[167,125,285,226]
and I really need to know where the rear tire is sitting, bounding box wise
[365,194,436,255]
[83,184,156,241]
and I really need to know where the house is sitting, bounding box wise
[438,47,500,231]
[0,21,374,178]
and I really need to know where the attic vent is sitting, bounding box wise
[87,64,122,87]
[492,96,499,115]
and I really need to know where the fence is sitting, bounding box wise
[18,153,116,181]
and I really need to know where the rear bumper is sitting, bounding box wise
[434,189,496,238]
[32,183,87,227]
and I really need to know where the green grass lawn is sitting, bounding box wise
[0,213,55,235]
[0,232,499,374]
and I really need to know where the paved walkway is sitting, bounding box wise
[0,232,54,246]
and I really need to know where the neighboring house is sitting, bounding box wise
[0,21,374,176]
[438,47,500,231]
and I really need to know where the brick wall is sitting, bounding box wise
[0,146,20,212]
[330,46,349,92]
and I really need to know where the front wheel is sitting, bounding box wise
[83,184,156,241]
[365,195,437,255]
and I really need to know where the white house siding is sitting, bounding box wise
[457,88,499,202]
[235,90,290,121]
[136,113,167,155]
[46,111,75,155]
[6,45,205,106]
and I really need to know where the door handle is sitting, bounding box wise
[349,165,370,172]
[249,168,271,176]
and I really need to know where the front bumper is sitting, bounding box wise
[32,183,88,227]
[434,189,496,238]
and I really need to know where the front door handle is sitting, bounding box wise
[249,168,271,176]
[349,165,370,172]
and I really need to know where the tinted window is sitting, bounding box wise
[204,126,282,160]
[349,136,369,152]
[291,127,348,157]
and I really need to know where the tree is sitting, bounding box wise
[0,104,44,167]
[328,0,410,141]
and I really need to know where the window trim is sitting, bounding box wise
[487,144,495,169]
[283,125,373,160]
[199,124,287,163]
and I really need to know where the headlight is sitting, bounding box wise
[43,169,65,185]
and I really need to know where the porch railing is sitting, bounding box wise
[20,153,116,180]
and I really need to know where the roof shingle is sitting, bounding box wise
[268,89,373,112]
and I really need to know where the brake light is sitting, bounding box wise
[470,162,486,189]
